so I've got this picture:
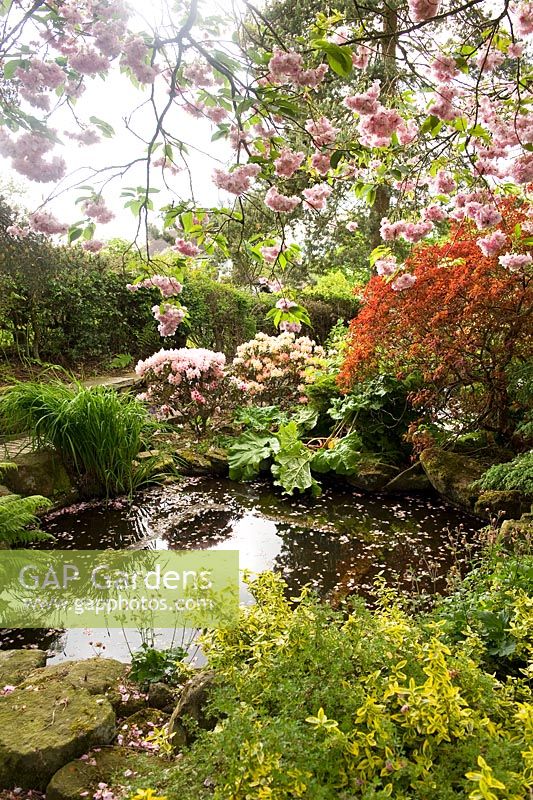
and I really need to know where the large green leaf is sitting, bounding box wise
[271,422,321,496]
[227,431,279,481]
[311,432,363,476]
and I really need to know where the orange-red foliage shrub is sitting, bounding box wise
[340,201,533,437]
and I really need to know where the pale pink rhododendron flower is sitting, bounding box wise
[6,225,30,238]
[280,321,302,333]
[82,240,104,252]
[264,186,301,213]
[346,221,358,232]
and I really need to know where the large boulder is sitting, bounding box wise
[474,490,531,520]
[22,657,131,711]
[384,462,432,494]
[346,458,399,493]
[0,681,115,790]
[0,648,47,687]
[419,448,486,512]
[168,669,217,747]
[148,681,179,712]
[46,746,155,800]
[3,449,73,502]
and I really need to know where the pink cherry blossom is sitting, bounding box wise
[128,275,183,297]
[344,80,381,115]
[408,0,441,22]
[352,44,371,70]
[274,148,305,178]
[311,151,331,175]
[6,224,30,238]
[82,240,104,252]
[473,205,502,230]
[477,48,505,72]
[428,85,461,121]
[83,196,114,224]
[432,170,456,194]
[498,252,533,270]
[260,244,282,264]
[152,303,187,337]
[510,2,533,37]
[476,230,507,256]
[430,54,459,82]
[264,186,301,213]
[174,238,200,257]
[391,272,417,290]
[423,204,447,223]
[304,116,338,146]
[30,210,68,235]
[302,183,332,211]
[375,256,398,276]
[69,48,109,75]
[358,107,403,147]
[213,163,261,195]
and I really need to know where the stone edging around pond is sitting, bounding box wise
[1,441,531,522]
[0,650,216,795]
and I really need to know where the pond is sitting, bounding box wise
[0,478,482,662]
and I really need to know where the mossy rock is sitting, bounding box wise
[474,490,531,520]
[46,746,155,800]
[175,448,214,476]
[3,449,73,501]
[0,649,47,687]
[384,462,432,494]
[168,669,217,748]
[499,517,533,539]
[119,707,169,739]
[0,681,115,790]
[419,448,486,512]
[22,657,129,708]
[346,459,399,493]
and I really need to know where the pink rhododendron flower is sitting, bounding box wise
[6,225,29,238]
[302,183,332,211]
[304,116,338,146]
[274,148,305,178]
[391,273,417,290]
[264,186,301,213]
[280,321,302,333]
[498,252,533,269]
[213,163,261,195]
[408,0,441,22]
[174,238,200,257]
[346,221,359,232]
[476,230,507,256]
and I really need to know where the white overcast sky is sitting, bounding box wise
[2,0,245,238]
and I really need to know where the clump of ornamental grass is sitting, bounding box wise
[0,381,161,497]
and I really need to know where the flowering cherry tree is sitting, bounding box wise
[1,0,533,335]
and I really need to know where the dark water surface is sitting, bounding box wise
[1,478,482,662]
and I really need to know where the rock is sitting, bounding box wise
[175,449,214,476]
[204,446,229,476]
[384,462,432,494]
[419,447,486,512]
[46,746,155,800]
[3,449,73,501]
[346,459,399,493]
[474,490,531,520]
[119,707,169,740]
[0,485,13,496]
[0,649,47,687]
[148,681,179,712]
[500,516,533,539]
[22,657,129,709]
[0,681,115,790]
[168,669,217,747]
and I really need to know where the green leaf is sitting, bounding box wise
[271,422,321,496]
[311,432,363,476]
[227,431,279,481]
[89,116,115,137]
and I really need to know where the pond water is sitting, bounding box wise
[0,478,482,662]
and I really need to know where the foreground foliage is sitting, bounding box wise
[0,381,159,497]
[123,567,533,800]
[476,452,533,495]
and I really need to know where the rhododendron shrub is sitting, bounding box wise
[340,205,533,439]
[231,332,326,407]
[135,348,226,432]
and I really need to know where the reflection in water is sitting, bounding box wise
[0,478,482,662]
